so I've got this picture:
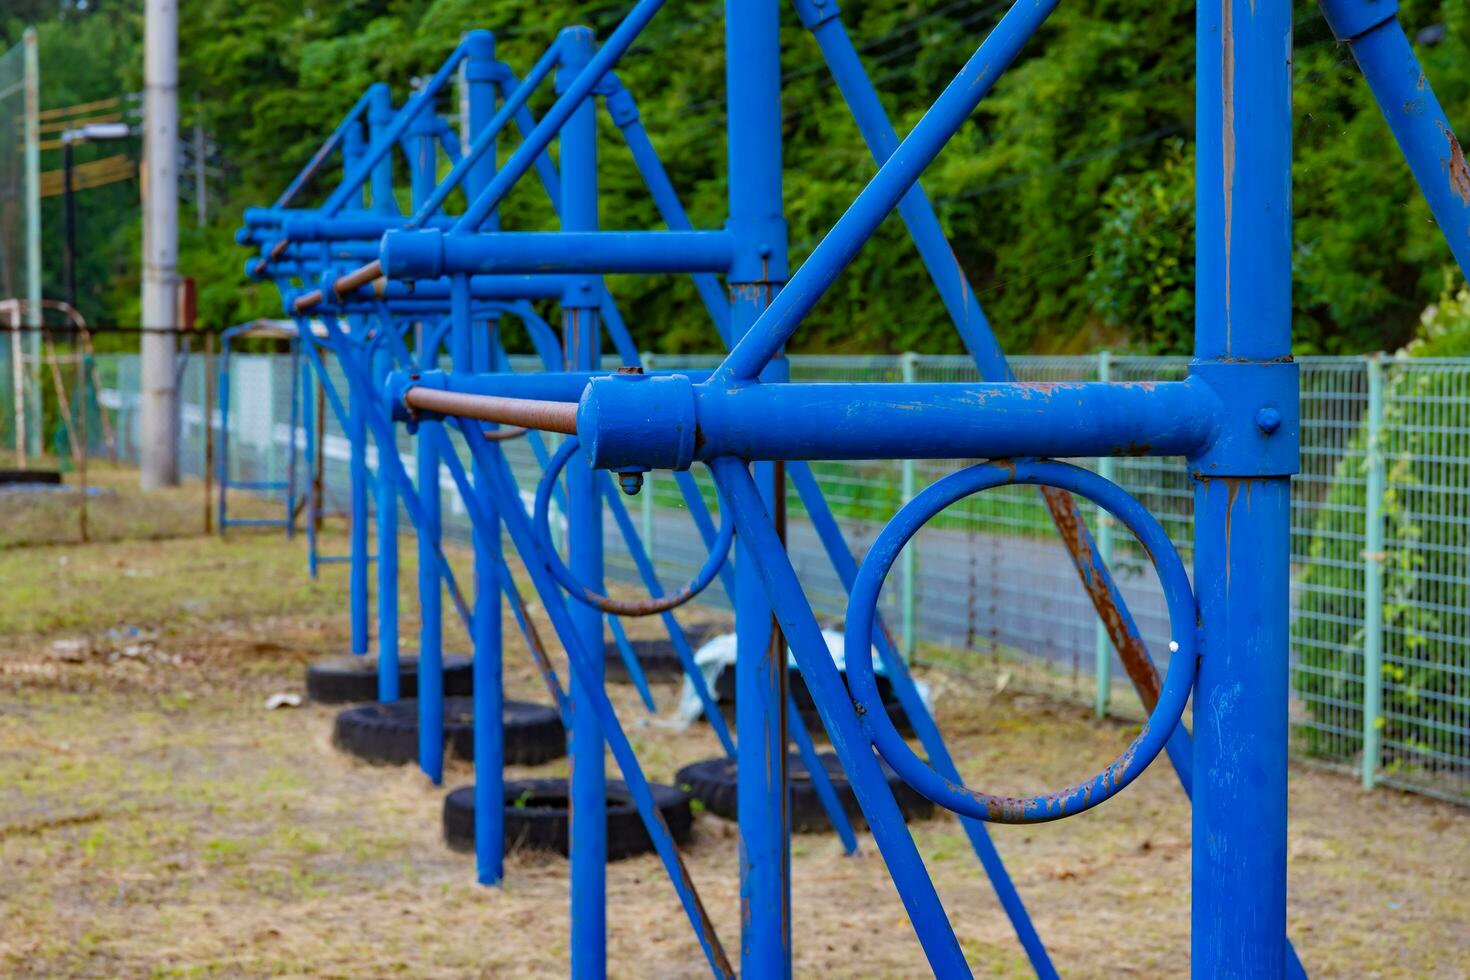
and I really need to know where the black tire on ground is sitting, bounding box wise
[0,469,61,485]
[604,624,721,683]
[712,665,913,739]
[306,653,473,704]
[442,778,693,860]
[331,697,565,767]
[675,751,934,832]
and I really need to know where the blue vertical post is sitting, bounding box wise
[368,83,398,214]
[216,344,230,535]
[302,352,319,578]
[416,328,445,782]
[1094,349,1114,717]
[410,78,446,784]
[408,99,439,215]
[1193,0,1295,974]
[343,116,367,210]
[464,27,505,888]
[285,341,301,538]
[374,337,400,702]
[558,28,606,979]
[727,0,791,974]
[349,340,370,658]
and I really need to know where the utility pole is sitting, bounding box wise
[22,27,41,462]
[141,0,179,488]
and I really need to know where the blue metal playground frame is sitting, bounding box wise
[235,0,1470,975]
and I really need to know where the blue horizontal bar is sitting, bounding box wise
[380,228,735,279]
[580,375,1220,466]
[348,274,574,303]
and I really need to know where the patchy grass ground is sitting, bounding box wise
[1,467,1468,977]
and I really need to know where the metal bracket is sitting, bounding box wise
[1187,359,1300,477]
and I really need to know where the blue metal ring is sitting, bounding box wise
[844,458,1197,823]
[534,437,735,616]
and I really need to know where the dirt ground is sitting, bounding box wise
[1,464,1468,978]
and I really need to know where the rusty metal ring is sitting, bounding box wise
[844,458,1197,824]
[533,437,734,616]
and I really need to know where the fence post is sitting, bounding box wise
[22,28,41,464]
[1362,353,1387,789]
[76,346,88,543]
[1094,349,1114,717]
[203,332,215,534]
[641,350,656,569]
[899,350,919,663]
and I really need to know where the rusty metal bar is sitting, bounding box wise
[402,386,578,434]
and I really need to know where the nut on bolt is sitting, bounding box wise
[618,469,645,496]
[1254,405,1282,435]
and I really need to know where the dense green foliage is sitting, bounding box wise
[5,0,1470,354]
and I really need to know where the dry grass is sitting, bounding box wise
[0,473,1468,978]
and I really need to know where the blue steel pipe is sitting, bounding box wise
[341,274,575,303]
[280,213,456,241]
[405,82,449,787]
[455,0,669,232]
[247,242,379,268]
[712,457,971,977]
[373,341,401,701]
[1193,0,1296,973]
[445,421,734,978]
[465,30,508,887]
[302,358,319,577]
[487,329,736,754]
[463,30,499,203]
[342,118,367,211]
[273,87,374,209]
[578,376,1220,467]
[787,460,1054,972]
[319,39,472,218]
[380,228,736,279]
[557,27,608,980]
[502,70,567,211]
[408,42,563,228]
[368,83,398,214]
[725,0,791,971]
[714,0,1059,383]
[602,75,732,345]
[348,339,370,657]
[303,307,573,729]
[294,312,478,627]
[655,463,859,852]
[306,314,724,972]
[1318,0,1470,277]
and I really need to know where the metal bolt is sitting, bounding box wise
[618,471,644,496]
[1255,406,1282,435]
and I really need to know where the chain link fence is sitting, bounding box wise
[76,349,1470,805]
